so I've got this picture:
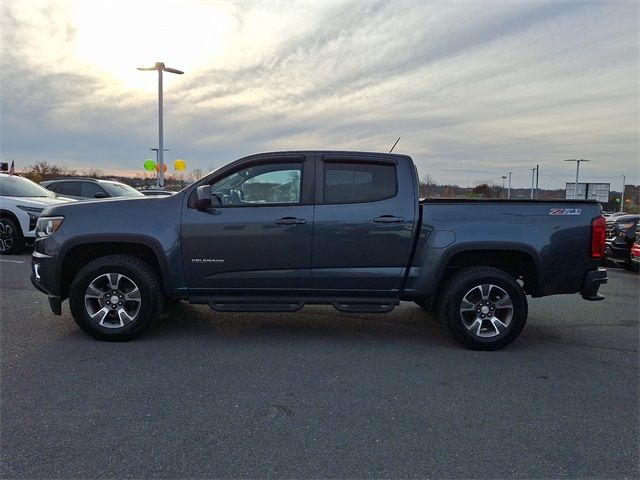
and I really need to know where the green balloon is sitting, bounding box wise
[143,159,155,171]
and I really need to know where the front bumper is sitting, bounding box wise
[31,251,62,315]
[580,268,607,301]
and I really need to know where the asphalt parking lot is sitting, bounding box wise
[1,251,638,479]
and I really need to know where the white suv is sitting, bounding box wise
[0,174,71,254]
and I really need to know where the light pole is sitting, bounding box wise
[501,175,507,198]
[530,167,536,199]
[621,174,626,213]
[564,159,590,199]
[151,148,169,187]
[137,62,184,188]
[507,172,512,199]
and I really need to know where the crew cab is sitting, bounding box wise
[31,151,607,350]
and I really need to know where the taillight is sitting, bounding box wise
[591,216,606,259]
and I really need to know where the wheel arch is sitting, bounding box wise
[0,209,23,231]
[58,236,171,300]
[427,243,543,308]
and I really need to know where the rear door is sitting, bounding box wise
[311,154,417,291]
[56,181,84,200]
[181,153,315,292]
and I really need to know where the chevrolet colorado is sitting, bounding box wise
[31,151,607,349]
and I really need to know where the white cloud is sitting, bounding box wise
[1,0,637,188]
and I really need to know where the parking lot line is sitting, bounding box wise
[0,258,25,263]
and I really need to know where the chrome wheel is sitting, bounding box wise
[84,273,142,329]
[0,221,15,252]
[459,283,513,338]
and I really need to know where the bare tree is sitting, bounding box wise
[420,174,437,198]
[80,168,103,178]
[471,181,501,198]
[22,161,77,183]
[189,168,204,181]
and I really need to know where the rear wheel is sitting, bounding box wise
[0,217,24,255]
[69,255,163,341]
[438,267,528,350]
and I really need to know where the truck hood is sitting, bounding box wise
[40,194,172,217]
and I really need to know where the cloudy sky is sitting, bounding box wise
[1,0,638,189]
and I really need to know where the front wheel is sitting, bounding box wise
[438,267,528,350]
[69,255,164,341]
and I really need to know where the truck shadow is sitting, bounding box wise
[148,301,455,348]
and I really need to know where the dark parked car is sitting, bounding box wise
[31,151,607,350]
[605,214,640,270]
[41,178,145,200]
[630,227,640,268]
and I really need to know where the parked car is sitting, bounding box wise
[32,151,607,350]
[630,226,640,268]
[139,189,175,196]
[41,178,145,200]
[0,173,71,254]
[605,214,640,270]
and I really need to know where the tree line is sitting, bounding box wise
[9,160,630,211]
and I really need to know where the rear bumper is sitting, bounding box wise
[580,268,607,301]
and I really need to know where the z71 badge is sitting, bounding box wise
[549,208,582,216]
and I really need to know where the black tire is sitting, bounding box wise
[0,217,24,255]
[414,300,429,311]
[69,255,163,341]
[438,266,528,351]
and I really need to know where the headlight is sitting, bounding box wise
[35,216,64,238]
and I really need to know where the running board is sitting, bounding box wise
[331,299,398,313]
[208,300,304,313]
[189,296,399,314]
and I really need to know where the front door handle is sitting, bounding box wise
[275,217,307,225]
[374,215,405,223]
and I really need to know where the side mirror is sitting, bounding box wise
[94,192,108,199]
[195,185,222,210]
[195,185,212,209]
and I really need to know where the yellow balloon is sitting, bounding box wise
[174,159,186,171]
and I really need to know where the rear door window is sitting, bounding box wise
[58,182,82,196]
[324,162,397,204]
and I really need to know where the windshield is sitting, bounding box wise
[101,182,145,197]
[0,175,55,197]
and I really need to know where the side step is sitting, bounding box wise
[208,300,304,313]
[332,299,398,313]
[189,296,399,313]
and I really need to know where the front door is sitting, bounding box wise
[182,154,314,292]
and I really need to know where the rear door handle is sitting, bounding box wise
[373,215,405,223]
[275,217,307,225]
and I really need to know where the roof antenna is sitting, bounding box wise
[389,137,400,153]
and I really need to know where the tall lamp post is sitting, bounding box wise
[137,62,184,188]
[564,159,590,199]
[151,148,169,187]
[501,175,507,198]
[620,174,626,213]
[507,171,512,199]
[530,167,536,199]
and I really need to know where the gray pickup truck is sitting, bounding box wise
[31,151,607,350]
